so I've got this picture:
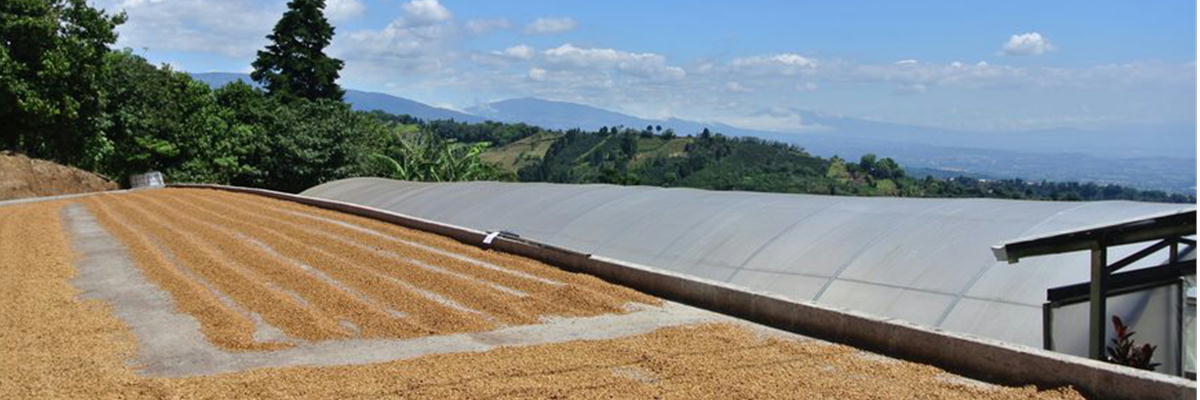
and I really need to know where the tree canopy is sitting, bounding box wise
[0,0,125,164]
[0,0,497,192]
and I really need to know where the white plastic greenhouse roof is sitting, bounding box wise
[301,177,1196,348]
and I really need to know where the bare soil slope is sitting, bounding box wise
[0,151,117,201]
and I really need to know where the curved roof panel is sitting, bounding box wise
[302,178,1194,347]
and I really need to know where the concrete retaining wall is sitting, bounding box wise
[172,183,1197,400]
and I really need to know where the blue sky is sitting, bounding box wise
[97,0,1195,133]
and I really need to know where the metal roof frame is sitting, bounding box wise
[992,209,1196,264]
[991,208,1196,362]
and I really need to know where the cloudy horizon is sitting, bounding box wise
[96,0,1196,134]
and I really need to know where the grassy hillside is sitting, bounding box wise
[631,137,692,164]
[484,132,694,176]
[480,131,560,170]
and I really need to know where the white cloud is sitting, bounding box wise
[720,107,830,132]
[1002,32,1054,56]
[403,0,451,23]
[524,17,577,34]
[335,0,456,73]
[894,59,918,65]
[731,53,817,69]
[465,18,511,34]
[728,53,818,77]
[98,0,282,58]
[542,44,685,80]
[161,60,185,71]
[725,82,752,93]
[494,44,535,60]
[325,0,365,22]
[892,83,927,95]
[527,67,548,81]
[335,16,460,75]
[457,41,1191,130]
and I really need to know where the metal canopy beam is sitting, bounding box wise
[1105,238,1177,274]
[992,210,1195,264]
[1047,259,1196,302]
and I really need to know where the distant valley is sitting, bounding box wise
[192,73,1197,194]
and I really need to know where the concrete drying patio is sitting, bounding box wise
[0,189,1086,399]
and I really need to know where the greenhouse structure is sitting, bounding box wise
[303,177,1196,376]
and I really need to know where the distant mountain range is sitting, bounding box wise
[466,97,762,140]
[192,73,483,123]
[191,72,1196,194]
[470,97,1195,158]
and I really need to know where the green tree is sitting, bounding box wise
[98,50,252,183]
[0,0,125,164]
[213,80,276,186]
[255,99,383,191]
[858,154,877,176]
[874,179,899,196]
[251,0,344,102]
[874,157,904,180]
[825,156,851,183]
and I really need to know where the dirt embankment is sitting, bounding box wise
[0,151,118,201]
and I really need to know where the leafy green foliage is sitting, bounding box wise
[98,50,254,183]
[251,0,344,102]
[247,98,386,192]
[0,0,125,164]
[364,126,506,182]
[369,112,549,147]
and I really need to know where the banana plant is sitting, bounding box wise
[368,127,502,182]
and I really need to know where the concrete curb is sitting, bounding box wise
[171,183,1197,400]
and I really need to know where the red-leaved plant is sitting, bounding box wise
[1105,315,1160,371]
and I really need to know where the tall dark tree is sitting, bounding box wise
[251,0,344,102]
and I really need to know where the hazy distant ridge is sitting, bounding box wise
[190,72,1196,193]
[191,73,483,123]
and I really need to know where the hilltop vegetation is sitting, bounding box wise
[1,1,1190,203]
[2,0,503,193]
[443,122,1192,202]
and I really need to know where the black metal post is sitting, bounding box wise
[1089,245,1108,360]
